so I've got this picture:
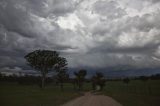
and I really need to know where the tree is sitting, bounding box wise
[0,72,3,81]
[74,69,87,91]
[25,50,60,88]
[91,72,106,91]
[123,78,130,85]
[55,57,68,91]
[123,78,130,92]
[56,70,69,91]
[139,76,149,82]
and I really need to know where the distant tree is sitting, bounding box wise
[150,74,160,80]
[56,70,69,91]
[123,78,130,92]
[74,69,87,91]
[25,50,61,88]
[123,78,130,85]
[139,76,149,82]
[55,57,68,91]
[0,72,3,81]
[72,78,77,90]
[0,72,2,77]
[91,72,106,91]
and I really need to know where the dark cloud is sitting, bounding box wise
[0,0,160,76]
[93,0,126,19]
[26,0,76,17]
[150,0,160,3]
[0,0,37,38]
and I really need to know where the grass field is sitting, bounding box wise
[103,80,160,106]
[0,80,160,106]
[0,82,80,106]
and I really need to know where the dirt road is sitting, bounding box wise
[62,92,122,106]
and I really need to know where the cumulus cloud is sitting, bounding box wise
[0,0,160,75]
[93,0,126,19]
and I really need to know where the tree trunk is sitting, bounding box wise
[73,82,76,90]
[41,74,46,89]
[60,82,64,91]
[73,80,76,91]
[78,80,81,91]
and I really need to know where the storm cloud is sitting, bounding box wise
[0,0,160,75]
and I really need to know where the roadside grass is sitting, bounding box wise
[0,82,80,106]
[103,80,160,106]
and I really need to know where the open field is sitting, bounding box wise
[0,80,160,106]
[103,80,160,106]
[0,83,80,106]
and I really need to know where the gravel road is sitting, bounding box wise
[62,92,122,106]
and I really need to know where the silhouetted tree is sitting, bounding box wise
[139,76,149,82]
[74,69,87,91]
[56,70,69,91]
[55,57,68,91]
[25,50,60,88]
[123,78,130,84]
[123,78,130,92]
[0,72,3,81]
[91,72,106,91]
[150,74,160,80]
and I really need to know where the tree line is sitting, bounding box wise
[0,71,106,91]
[0,49,106,91]
[1,50,160,91]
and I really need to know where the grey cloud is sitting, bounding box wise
[89,42,159,55]
[89,11,160,49]
[67,52,160,69]
[0,67,39,76]
[0,0,77,71]
[93,0,126,19]
[0,0,38,38]
[26,0,76,17]
[124,13,160,32]
[150,0,160,3]
[0,0,77,38]
[0,0,160,75]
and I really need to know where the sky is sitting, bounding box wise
[0,0,160,77]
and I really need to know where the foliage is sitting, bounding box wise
[74,69,87,90]
[123,78,130,84]
[24,50,67,88]
[56,70,69,91]
[25,50,59,73]
[54,57,68,91]
[91,72,106,90]
[139,76,149,82]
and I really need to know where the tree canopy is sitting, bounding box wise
[74,69,87,90]
[24,50,67,88]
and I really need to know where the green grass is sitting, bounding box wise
[0,80,160,106]
[102,80,160,106]
[0,82,80,106]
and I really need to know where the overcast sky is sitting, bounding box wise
[0,0,160,75]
